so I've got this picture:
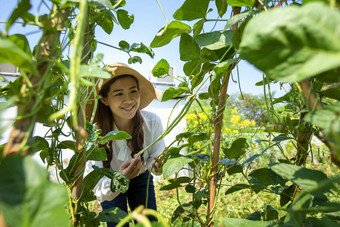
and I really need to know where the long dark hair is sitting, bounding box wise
[97,74,144,168]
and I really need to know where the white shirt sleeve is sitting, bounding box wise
[143,112,166,172]
[84,160,120,202]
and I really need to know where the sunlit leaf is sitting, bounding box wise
[162,87,190,102]
[0,156,68,226]
[152,59,170,78]
[0,39,36,73]
[227,0,255,7]
[150,21,191,48]
[180,33,200,61]
[163,155,192,179]
[270,163,329,190]
[80,65,111,79]
[195,30,234,50]
[173,0,210,21]
[86,145,107,161]
[222,218,273,226]
[6,0,31,32]
[240,3,340,82]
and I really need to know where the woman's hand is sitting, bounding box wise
[152,151,167,175]
[119,156,142,179]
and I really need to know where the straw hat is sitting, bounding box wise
[86,62,162,122]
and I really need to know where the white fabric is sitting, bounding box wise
[84,110,165,202]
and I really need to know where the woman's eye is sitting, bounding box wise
[131,90,138,93]
[114,93,123,96]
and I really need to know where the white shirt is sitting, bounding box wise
[84,110,165,202]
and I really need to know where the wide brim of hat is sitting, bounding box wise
[86,63,160,122]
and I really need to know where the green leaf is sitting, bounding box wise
[163,155,192,179]
[0,155,68,226]
[31,136,49,153]
[272,135,294,142]
[162,87,190,102]
[195,30,234,50]
[8,34,32,57]
[130,42,154,58]
[99,130,131,144]
[188,133,209,145]
[222,218,273,226]
[6,0,31,32]
[183,60,201,76]
[128,56,142,64]
[117,9,134,29]
[264,205,279,221]
[304,102,340,130]
[227,0,255,7]
[173,0,210,21]
[86,145,107,161]
[270,163,329,190]
[180,33,200,61]
[80,65,111,79]
[193,19,205,37]
[57,140,77,151]
[150,21,191,48]
[96,12,114,34]
[223,138,248,159]
[119,40,129,51]
[321,86,340,100]
[152,59,170,78]
[224,10,252,30]
[160,181,182,190]
[249,168,285,190]
[0,39,36,73]
[225,184,251,195]
[214,58,239,76]
[215,0,228,17]
[240,3,340,82]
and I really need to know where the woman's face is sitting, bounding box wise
[101,76,140,123]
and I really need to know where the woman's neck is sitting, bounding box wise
[115,119,134,135]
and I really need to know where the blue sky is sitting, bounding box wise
[0,0,288,97]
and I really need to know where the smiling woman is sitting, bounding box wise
[85,62,167,227]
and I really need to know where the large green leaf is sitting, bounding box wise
[86,145,107,161]
[195,30,234,50]
[0,39,36,73]
[240,3,340,82]
[0,155,68,227]
[304,102,340,130]
[6,0,31,32]
[180,33,200,61]
[150,21,191,48]
[173,0,210,21]
[8,34,32,57]
[163,155,192,179]
[270,163,329,190]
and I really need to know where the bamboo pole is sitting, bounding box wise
[207,7,241,226]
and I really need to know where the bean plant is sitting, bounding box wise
[0,0,339,226]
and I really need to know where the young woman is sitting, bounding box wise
[85,63,165,226]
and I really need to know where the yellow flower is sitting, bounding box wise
[185,113,195,120]
[251,120,256,126]
[230,115,241,124]
[231,109,238,114]
[198,113,208,120]
[233,129,239,134]
[225,127,231,132]
[193,120,199,125]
